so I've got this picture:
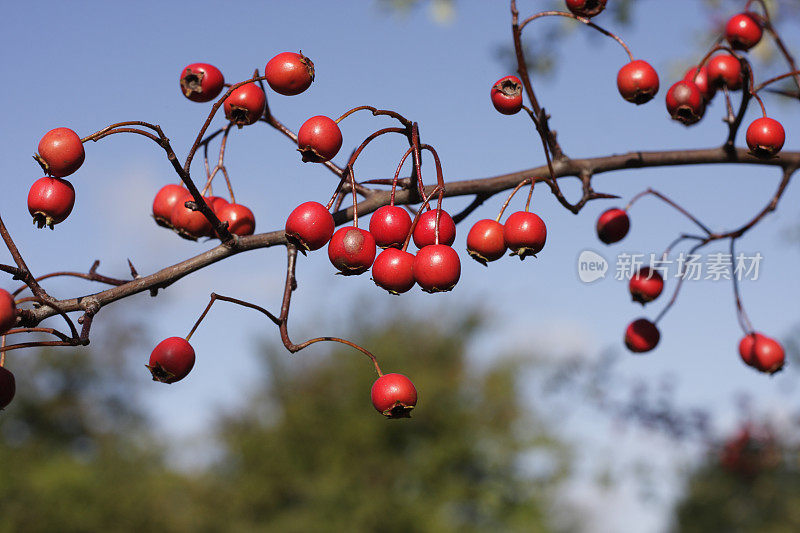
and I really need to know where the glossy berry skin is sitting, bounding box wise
[490,76,523,115]
[38,127,85,178]
[285,202,335,252]
[412,209,456,249]
[216,203,255,236]
[371,373,417,418]
[0,367,15,410]
[372,248,415,295]
[624,318,660,353]
[328,227,377,275]
[171,199,212,240]
[684,65,716,102]
[504,211,546,260]
[0,289,17,334]
[28,177,75,229]
[297,116,342,162]
[725,12,763,51]
[153,184,191,228]
[616,60,659,105]
[565,0,607,18]
[369,205,413,249]
[629,267,664,304]
[746,117,785,158]
[265,52,315,96]
[413,244,461,293]
[466,219,506,265]
[666,81,705,125]
[147,337,196,384]
[206,195,230,215]
[738,332,785,374]
[707,54,743,90]
[596,208,630,244]
[179,63,224,103]
[224,83,266,126]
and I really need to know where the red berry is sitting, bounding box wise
[413,244,461,293]
[171,198,212,240]
[490,76,523,115]
[328,227,377,275]
[297,116,342,162]
[725,12,763,51]
[28,176,75,229]
[179,63,225,103]
[503,211,546,260]
[224,83,266,126]
[707,54,743,90]
[0,289,17,334]
[37,127,85,178]
[147,337,196,384]
[624,318,660,353]
[616,60,660,104]
[466,219,506,265]
[371,373,417,418]
[746,117,785,158]
[372,248,415,295]
[683,65,716,102]
[565,0,607,18]
[153,184,191,228]
[412,209,456,249]
[665,81,705,125]
[0,366,15,410]
[369,205,413,249]
[206,195,230,214]
[738,332,785,374]
[216,203,255,236]
[285,201,335,252]
[596,208,630,244]
[629,267,664,304]
[265,52,315,96]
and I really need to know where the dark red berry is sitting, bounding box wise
[624,318,660,353]
[28,176,75,229]
[629,267,664,304]
[285,201,335,252]
[179,63,225,102]
[503,211,546,260]
[490,76,523,115]
[707,54,743,90]
[725,12,763,51]
[37,127,85,178]
[746,117,785,158]
[738,332,785,374]
[413,244,461,293]
[666,81,705,125]
[372,248,415,295]
[153,184,191,228]
[206,195,230,214]
[224,83,266,126]
[596,208,630,244]
[265,52,314,96]
[0,366,15,410]
[565,0,607,18]
[369,205,413,249]
[412,209,456,249]
[328,227,377,275]
[616,60,660,104]
[466,219,506,265]
[371,373,417,418]
[297,116,342,163]
[0,289,17,334]
[171,199,212,240]
[216,203,255,236]
[147,337,196,384]
[683,65,716,102]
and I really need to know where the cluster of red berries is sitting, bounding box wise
[0,289,18,409]
[151,184,256,240]
[466,211,547,265]
[29,128,84,229]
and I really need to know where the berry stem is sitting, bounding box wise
[334,105,413,128]
[625,188,713,235]
[402,185,444,252]
[730,238,754,334]
[754,70,800,93]
[495,178,533,222]
[390,147,415,206]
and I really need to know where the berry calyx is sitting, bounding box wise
[624,318,660,353]
[0,289,18,334]
[565,0,607,18]
[490,76,523,115]
[707,54,743,90]
[665,81,705,125]
[616,60,660,105]
[371,373,417,418]
[466,219,506,265]
[285,201,335,252]
[503,211,546,260]
[629,267,664,304]
[37,127,85,178]
[412,209,456,249]
[147,337,196,384]
[369,205,413,249]
[738,332,785,374]
[171,199,212,240]
[152,184,191,228]
[328,227,377,275]
[297,116,342,162]
[265,52,315,96]
[725,12,763,51]
[683,65,716,102]
[179,63,225,103]
[413,244,461,293]
[372,248,415,295]
[596,208,630,244]
[746,117,785,158]
[216,203,256,236]
[0,366,16,410]
[223,83,266,126]
[28,176,75,229]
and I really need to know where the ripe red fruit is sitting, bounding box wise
[596,208,630,244]
[37,127,85,178]
[0,366,15,410]
[153,184,191,228]
[616,60,659,104]
[684,65,716,102]
[171,199,212,240]
[28,176,75,229]
[265,52,315,96]
[369,205,413,249]
[206,195,229,214]
[746,117,785,158]
[624,318,660,353]
[224,83,266,126]
[179,63,225,103]
[297,116,342,162]
[371,373,418,418]
[707,54,743,90]
[285,201,335,252]
[738,332,785,374]
[412,209,456,249]
[565,0,607,18]
[216,203,255,236]
[665,81,705,125]
[629,267,664,304]
[147,337,196,384]
[372,248,415,295]
[503,211,546,259]
[413,244,461,293]
[725,12,763,51]
[0,289,17,334]
[466,219,506,265]
[490,76,523,115]
[328,227,377,275]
